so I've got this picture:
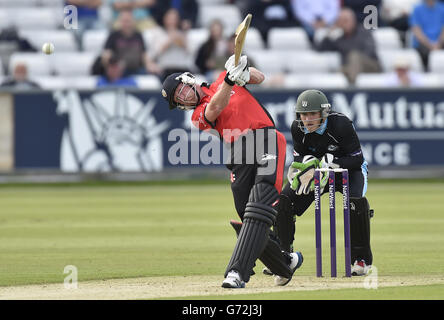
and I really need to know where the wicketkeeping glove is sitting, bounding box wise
[224,54,249,86]
[288,155,320,195]
[319,153,340,169]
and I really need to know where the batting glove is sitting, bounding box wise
[235,69,250,86]
[225,55,249,85]
[177,72,196,86]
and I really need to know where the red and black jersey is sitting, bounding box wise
[191,71,275,143]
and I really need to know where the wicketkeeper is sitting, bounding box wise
[161,55,303,288]
[271,89,374,276]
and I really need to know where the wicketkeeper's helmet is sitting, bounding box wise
[295,89,331,131]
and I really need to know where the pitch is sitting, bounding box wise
[0,179,443,299]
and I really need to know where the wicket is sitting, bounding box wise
[314,168,351,277]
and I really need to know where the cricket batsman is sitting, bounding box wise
[161,55,303,288]
[271,89,374,276]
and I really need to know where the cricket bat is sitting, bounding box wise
[234,14,252,66]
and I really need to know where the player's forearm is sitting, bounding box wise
[248,67,264,84]
[334,151,364,171]
[205,82,233,122]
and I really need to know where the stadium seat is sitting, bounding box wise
[245,49,287,74]
[372,27,402,50]
[284,73,349,89]
[0,57,4,76]
[196,0,226,4]
[421,73,442,87]
[9,53,52,76]
[134,75,162,89]
[0,0,38,7]
[142,28,160,51]
[186,28,210,58]
[198,4,242,34]
[19,30,78,52]
[52,52,96,76]
[82,30,109,53]
[71,76,99,89]
[244,28,264,51]
[322,51,342,72]
[39,0,64,7]
[4,8,62,29]
[32,76,68,90]
[377,49,424,72]
[0,9,11,29]
[428,50,444,73]
[284,51,339,73]
[268,28,310,50]
[355,73,391,88]
[356,72,441,88]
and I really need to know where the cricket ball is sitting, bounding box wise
[42,42,55,55]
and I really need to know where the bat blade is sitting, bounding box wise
[234,13,252,66]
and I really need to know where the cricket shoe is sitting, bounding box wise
[274,251,303,286]
[221,270,245,288]
[262,267,273,276]
[351,259,371,276]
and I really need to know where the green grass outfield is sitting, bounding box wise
[0,179,443,299]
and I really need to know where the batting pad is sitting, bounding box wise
[230,221,293,278]
[274,194,296,252]
[225,216,270,282]
[350,197,373,265]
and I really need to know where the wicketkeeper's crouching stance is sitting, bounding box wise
[161,55,303,288]
[270,89,374,277]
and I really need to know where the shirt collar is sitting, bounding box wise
[304,118,328,135]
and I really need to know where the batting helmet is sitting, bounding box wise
[161,72,199,110]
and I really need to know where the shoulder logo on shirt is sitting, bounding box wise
[327,144,339,152]
[261,153,277,161]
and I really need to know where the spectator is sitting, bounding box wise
[0,26,36,75]
[409,0,444,69]
[384,55,424,87]
[316,8,382,84]
[101,10,161,76]
[247,0,300,46]
[0,63,40,90]
[381,0,420,45]
[65,0,105,49]
[289,0,340,41]
[150,8,192,81]
[151,0,198,31]
[111,0,157,31]
[342,0,382,23]
[97,55,138,87]
[195,19,230,79]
